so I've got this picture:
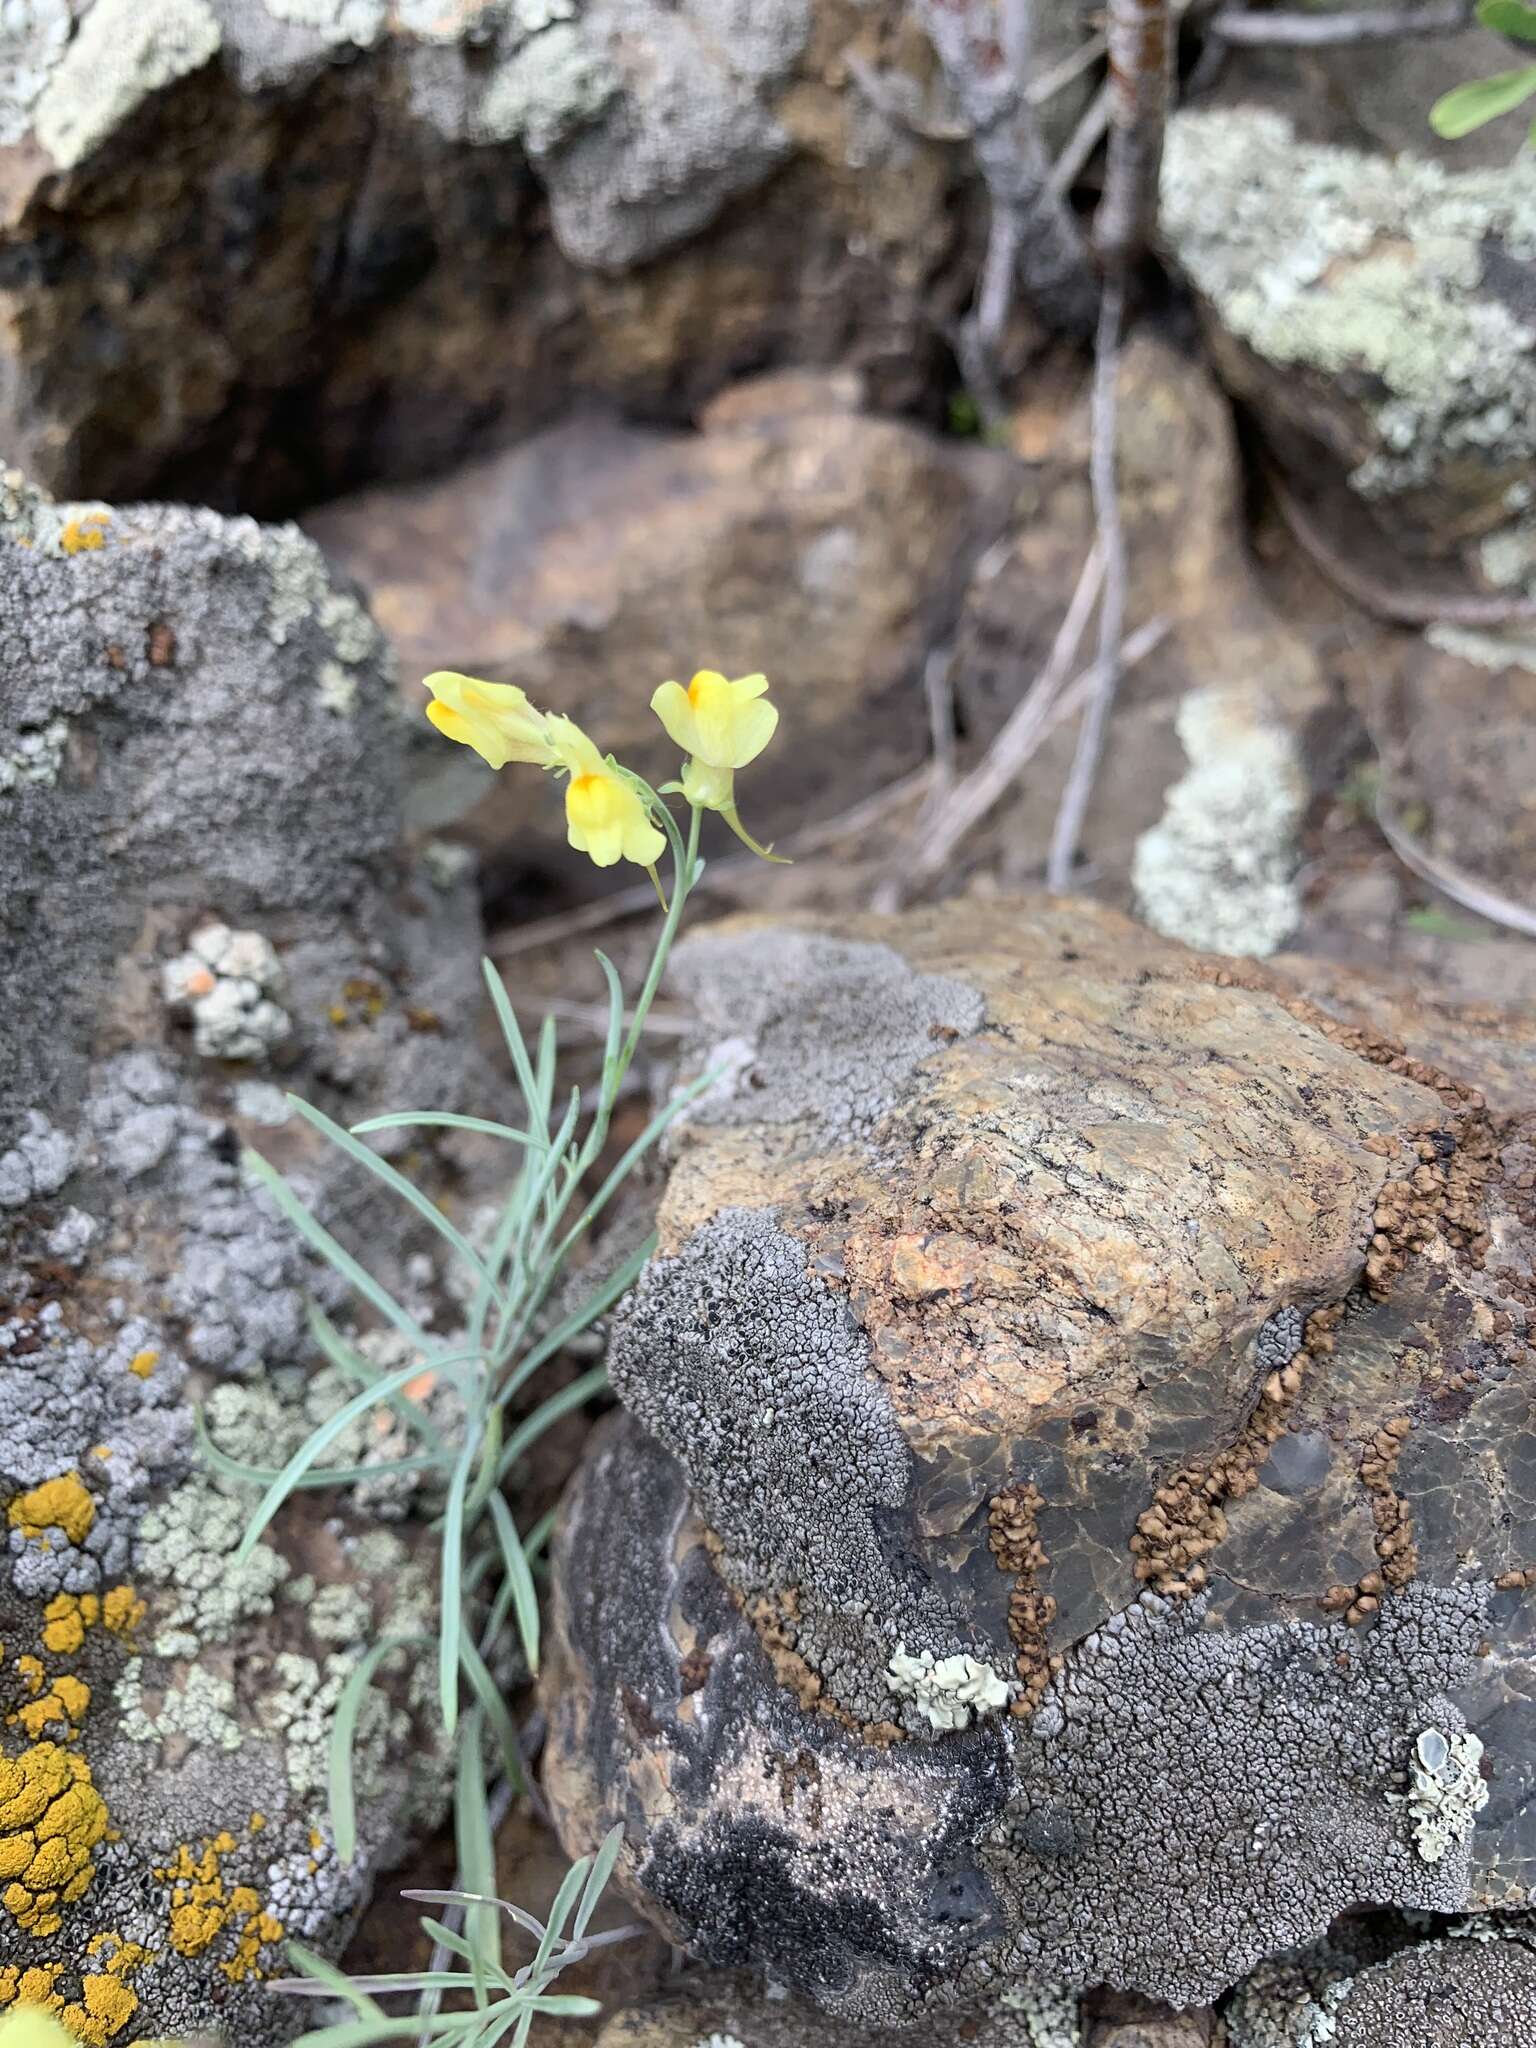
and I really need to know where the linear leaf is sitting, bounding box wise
[485,1491,540,1674]
[329,1634,429,1861]
[288,1097,503,1302]
[351,1111,535,1147]
[244,1147,424,1346]
[496,1365,609,1485]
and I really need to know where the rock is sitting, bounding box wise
[307,378,1019,888]
[1331,1932,1536,2045]
[1225,1926,1536,2046]
[0,467,506,2036]
[544,898,1536,2019]
[1085,1995,1216,2048]
[593,1966,1085,2047]
[1371,625,1536,905]
[951,331,1333,948]
[0,0,982,514]
[1161,107,1536,563]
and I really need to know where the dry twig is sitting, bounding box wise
[916,0,1098,390]
[1046,81,1112,199]
[1375,791,1536,940]
[1208,0,1471,43]
[1269,469,1536,626]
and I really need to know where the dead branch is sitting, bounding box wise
[1269,469,1536,626]
[1046,80,1112,200]
[1208,0,1471,44]
[1047,280,1132,889]
[1376,791,1536,940]
[1094,0,1174,271]
[916,0,1099,357]
[1026,31,1108,102]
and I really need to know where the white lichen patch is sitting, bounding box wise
[1162,108,1536,500]
[1401,1725,1489,1863]
[0,715,69,793]
[0,1108,75,1208]
[474,20,620,150]
[886,1642,1011,1732]
[162,921,291,1060]
[262,0,387,47]
[34,0,221,170]
[0,0,72,146]
[997,1981,1083,2048]
[1133,683,1305,958]
[1425,620,1536,676]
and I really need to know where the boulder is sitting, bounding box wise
[0,0,985,515]
[306,374,1021,888]
[543,898,1536,2020]
[0,468,503,2037]
[1226,1926,1536,2046]
[1161,107,1536,565]
[950,331,1335,953]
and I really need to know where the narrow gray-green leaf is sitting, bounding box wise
[244,1147,425,1346]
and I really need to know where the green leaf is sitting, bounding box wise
[197,1405,441,1494]
[440,1430,477,1738]
[242,1147,425,1347]
[328,1634,429,1861]
[485,1491,541,1674]
[351,1111,536,1147]
[1429,64,1536,137]
[307,1303,447,1458]
[496,1365,610,1486]
[287,1096,504,1304]
[571,1824,623,1942]
[276,1944,387,2020]
[457,1628,526,1792]
[1478,0,1536,40]
[235,1356,466,1563]
[455,1708,501,1989]
[482,958,544,1128]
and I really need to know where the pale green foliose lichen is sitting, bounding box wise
[886,1642,1012,1731]
[33,0,220,169]
[1161,108,1536,500]
[1132,683,1305,958]
[132,1476,289,1656]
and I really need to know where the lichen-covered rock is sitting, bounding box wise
[0,468,504,2038]
[1226,1925,1536,2046]
[951,334,1330,945]
[1161,107,1536,560]
[544,899,1536,2020]
[0,0,987,513]
[1368,625,1536,907]
[306,373,1018,889]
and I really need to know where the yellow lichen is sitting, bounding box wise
[7,1480,96,1550]
[155,1836,282,1982]
[125,1352,157,1382]
[99,1592,143,1640]
[14,1677,90,1744]
[0,1962,64,2008]
[0,1744,109,1938]
[15,1659,45,1699]
[58,515,108,557]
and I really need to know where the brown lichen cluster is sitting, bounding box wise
[987,1482,1061,1716]
[1131,1304,1340,1600]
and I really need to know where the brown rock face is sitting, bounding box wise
[307,377,1019,884]
[543,898,1536,2021]
[0,0,972,515]
[951,332,1335,920]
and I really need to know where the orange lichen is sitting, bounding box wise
[155,1835,283,1982]
[0,1743,109,1937]
[36,1591,142,1659]
[0,1962,64,2008]
[99,1592,143,1640]
[14,1677,90,1744]
[7,1480,96,1550]
[58,515,109,557]
[126,1352,157,1381]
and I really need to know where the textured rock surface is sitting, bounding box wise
[0,0,983,514]
[1370,626,1536,904]
[951,332,1333,946]
[1162,107,1536,561]
[1226,1925,1536,2045]
[0,468,502,2037]
[307,374,1019,886]
[545,898,1536,2020]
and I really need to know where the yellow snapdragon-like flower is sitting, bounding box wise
[545,714,666,871]
[651,669,784,858]
[423,672,555,772]
[650,671,777,796]
[0,2009,77,2048]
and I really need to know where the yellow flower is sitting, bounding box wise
[545,715,666,871]
[651,670,777,777]
[0,2008,76,2048]
[422,672,554,771]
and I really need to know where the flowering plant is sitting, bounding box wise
[205,667,782,2046]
